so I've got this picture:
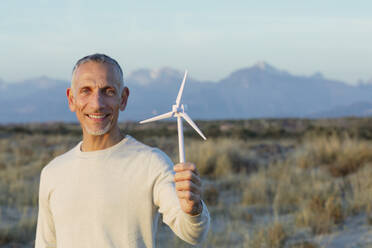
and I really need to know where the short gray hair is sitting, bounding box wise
[71,53,124,95]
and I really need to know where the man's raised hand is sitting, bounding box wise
[174,163,203,216]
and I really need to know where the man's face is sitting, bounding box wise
[67,61,129,136]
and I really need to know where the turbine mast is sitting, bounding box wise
[177,114,185,163]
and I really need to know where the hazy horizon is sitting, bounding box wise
[1,61,372,86]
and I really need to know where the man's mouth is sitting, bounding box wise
[86,113,110,121]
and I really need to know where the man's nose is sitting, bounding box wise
[90,91,106,109]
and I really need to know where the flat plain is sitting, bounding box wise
[0,118,372,247]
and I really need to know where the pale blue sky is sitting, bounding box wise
[1,1,372,84]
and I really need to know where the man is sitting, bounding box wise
[35,54,210,248]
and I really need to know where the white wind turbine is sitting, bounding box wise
[139,70,207,163]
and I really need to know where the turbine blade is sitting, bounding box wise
[175,70,188,107]
[181,112,207,140]
[139,111,174,124]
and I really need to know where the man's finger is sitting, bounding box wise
[174,162,198,174]
[175,180,201,194]
[174,170,201,186]
[176,190,200,202]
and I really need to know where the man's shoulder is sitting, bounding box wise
[123,135,174,169]
[41,143,79,175]
[122,135,154,154]
[118,135,164,157]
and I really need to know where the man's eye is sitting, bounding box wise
[106,89,115,96]
[81,88,90,94]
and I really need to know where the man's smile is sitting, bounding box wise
[86,113,111,121]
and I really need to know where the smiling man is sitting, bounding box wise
[35,54,210,248]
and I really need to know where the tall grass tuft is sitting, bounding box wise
[295,194,344,234]
[185,138,255,178]
[249,223,287,248]
[295,133,372,177]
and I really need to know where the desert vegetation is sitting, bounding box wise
[0,118,372,247]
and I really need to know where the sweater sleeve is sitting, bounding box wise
[35,167,57,248]
[152,149,210,245]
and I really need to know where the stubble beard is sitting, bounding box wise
[84,121,112,136]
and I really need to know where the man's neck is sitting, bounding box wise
[81,127,125,152]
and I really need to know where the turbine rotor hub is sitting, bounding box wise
[172,104,184,113]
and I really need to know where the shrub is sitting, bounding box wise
[295,134,372,177]
[296,194,344,234]
[249,223,287,248]
[185,138,255,178]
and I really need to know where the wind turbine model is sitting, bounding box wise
[139,70,207,163]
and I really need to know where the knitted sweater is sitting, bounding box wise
[35,135,210,248]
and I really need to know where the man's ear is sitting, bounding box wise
[66,88,76,112]
[120,87,130,111]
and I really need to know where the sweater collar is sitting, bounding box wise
[74,135,131,158]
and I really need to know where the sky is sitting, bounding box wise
[1,1,372,85]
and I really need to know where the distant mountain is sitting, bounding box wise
[127,67,183,86]
[310,101,372,118]
[0,63,371,123]
[0,77,73,122]
[217,63,372,118]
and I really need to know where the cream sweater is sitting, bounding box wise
[35,135,210,248]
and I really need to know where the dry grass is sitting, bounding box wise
[288,241,319,248]
[346,164,372,220]
[0,134,78,207]
[295,195,344,234]
[0,134,79,244]
[248,223,287,248]
[202,184,219,206]
[295,133,372,177]
[185,138,253,178]
[1,120,372,247]
[240,132,372,240]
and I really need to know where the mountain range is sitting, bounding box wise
[0,62,371,123]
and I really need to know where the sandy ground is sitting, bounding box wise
[314,214,372,248]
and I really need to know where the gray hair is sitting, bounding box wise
[71,53,124,95]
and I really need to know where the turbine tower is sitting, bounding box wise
[139,70,207,163]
